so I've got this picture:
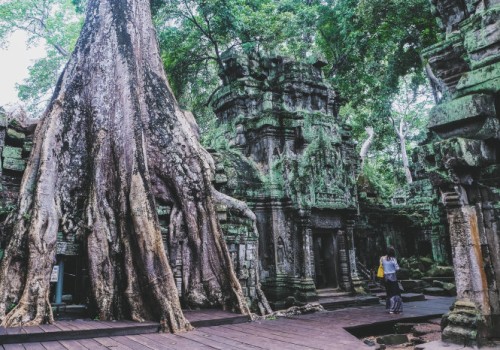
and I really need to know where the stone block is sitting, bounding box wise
[462,8,500,69]
[376,334,408,345]
[394,323,417,334]
[2,157,26,172]
[428,94,497,139]
[443,283,457,296]
[22,141,33,155]
[215,173,228,184]
[456,61,500,96]
[401,293,426,302]
[428,265,455,277]
[400,280,424,293]
[397,268,411,280]
[6,128,25,143]
[434,138,496,168]
[422,36,469,92]
[0,113,6,128]
[423,287,448,296]
[2,146,23,159]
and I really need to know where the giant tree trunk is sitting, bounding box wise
[0,0,251,331]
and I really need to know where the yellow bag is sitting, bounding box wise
[377,260,384,278]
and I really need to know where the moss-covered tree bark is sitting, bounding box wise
[0,0,251,331]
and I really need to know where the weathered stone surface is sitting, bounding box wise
[428,93,498,139]
[462,7,500,69]
[211,49,360,305]
[428,265,455,277]
[422,36,470,94]
[2,158,27,172]
[394,323,417,334]
[423,287,448,296]
[456,61,500,96]
[376,334,409,345]
[402,293,426,302]
[6,128,25,143]
[2,146,23,160]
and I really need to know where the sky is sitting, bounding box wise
[0,31,45,107]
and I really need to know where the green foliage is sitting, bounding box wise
[0,0,83,115]
[318,0,439,109]
[6,303,16,313]
[318,0,439,190]
[155,0,321,130]
[4,0,440,201]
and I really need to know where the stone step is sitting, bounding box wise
[316,288,351,298]
[320,295,380,310]
[402,293,426,302]
[423,287,448,296]
[421,277,455,284]
[317,291,351,298]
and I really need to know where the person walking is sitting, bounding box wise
[381,246,403,314]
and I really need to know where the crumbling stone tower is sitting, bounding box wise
[418,0,500,345]
[211,50,361,307]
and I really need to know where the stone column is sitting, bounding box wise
[440,189,499,347]
[346,219,365,294]
[337,230,352,291]
[294,209,317,302]
[297,209,313,279]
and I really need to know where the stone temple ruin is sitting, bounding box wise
[0,54,455,314]
[417,0,500,345]
[0,1,499,344]
[210,51,361,307]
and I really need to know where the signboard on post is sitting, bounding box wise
[50,265,59,283]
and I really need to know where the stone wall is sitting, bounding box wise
[419,0,500,345]
[356,177,452,271]
[0,110,35,257]
[210,50,362,307]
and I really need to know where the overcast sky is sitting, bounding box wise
[0,31,45,107]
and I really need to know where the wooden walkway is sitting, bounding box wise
[0,297,455,349]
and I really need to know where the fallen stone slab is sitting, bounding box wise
[376,334,409,345]
[394,322,416,334]
[415,340,479,349]
[413,323,441,336]
[402,293,426,302]
[423,287,448,296]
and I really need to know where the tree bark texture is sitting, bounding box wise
[0,0,250,331]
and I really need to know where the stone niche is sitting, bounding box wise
[418,0,500,346]
[210,49,362,308]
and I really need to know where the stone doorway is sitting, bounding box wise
[313,230,341,289]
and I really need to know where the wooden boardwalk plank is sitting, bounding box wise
[142,333,219,350]
[40,341,66,350]
[22,343,45,350]
[58,340,88,350]
[224,322,340,349]
[115,335,171,350]
[2,345,25,350]
[92,337,134,349]
[73,339,109,350]
[176,330,249,350]
[203,324,309,350]
[195,327,264,349]
[220,324,324,350]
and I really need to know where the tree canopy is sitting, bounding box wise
[1,0,440,198]
[0,0,83,115]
